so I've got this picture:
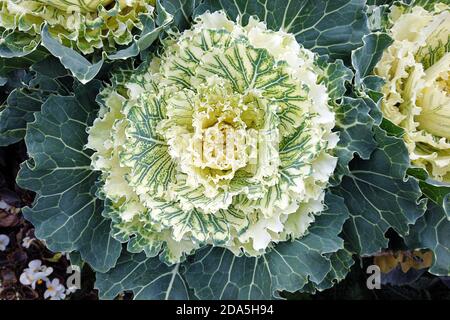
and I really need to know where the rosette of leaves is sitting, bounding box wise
[359,0,450,276]
[374,1,450,183]
[87,10,347,264]
[0,0,173,82]
[13,0,430,299]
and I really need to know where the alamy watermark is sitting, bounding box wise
[366,265,381,290]
[66,265,81,293]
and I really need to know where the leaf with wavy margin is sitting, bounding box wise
[182,192,349,299]
[16,82,122,272]
[405,201,450,276]
[0,57,72,146]
[96,252,190,300]
[301,249,354,292]
[40,25,103,84]
[408,167,450,219]
[194,0,370,61]
[161,0,200,31]
[333,127,427,256]
[351,33,393,88]
[0,31,40,58]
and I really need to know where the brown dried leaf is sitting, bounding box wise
[374,250,434,274]
[374,252,402,273]
[400,250,433,273]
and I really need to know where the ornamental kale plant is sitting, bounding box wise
[0,0,448,300]
[0,0,172,82]
[374,1,450,182]
[86,11,342,263]
[0,0,156,55]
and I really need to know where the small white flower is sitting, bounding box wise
[19,259,53,289]
[0,234,10,251]
[44,278,66,300]
[21,236,34,249]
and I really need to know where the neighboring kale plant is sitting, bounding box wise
[0,0,154,54]
[374,1,450,182]
[364,0,450,276]
[0,0,172,81]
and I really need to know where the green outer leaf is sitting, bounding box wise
[444,196,449,219]
[366,0,393,4]
[380,117,405,138]
[0,31,40,58]
[0,86,44,146]
[318,59,379,186]
[31,56,70,78]
[333,127,427,256]
[0,48,48,77]
[408,167,450,219]
[106,43,140,61]
[16,82,122,272]
[194,0,370,61]
[67,251,84,269]
[350,31,389,129]
[40,25,104,84]
[351,33,393,88]
[0,69,24,88]
[331,96,378,185]
[0,57,71,146]
[183,192,349,299]
[161,0,200,31]
[405,201,450,276]
[96,252,190,300]
[301,249,354,293]
[366,2,391,32]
